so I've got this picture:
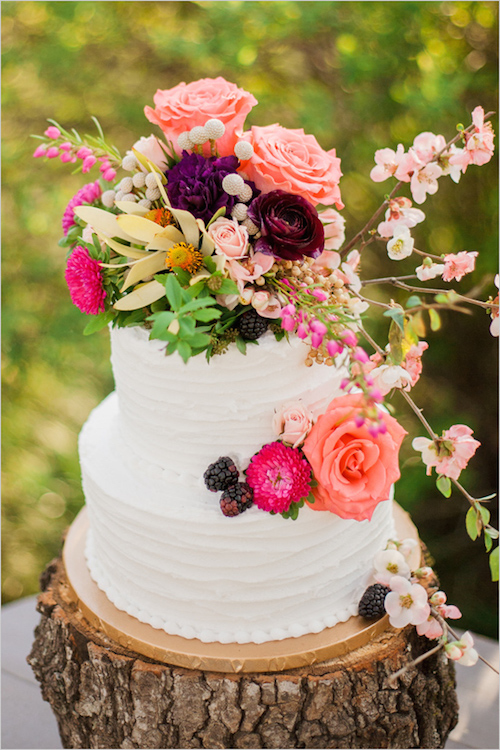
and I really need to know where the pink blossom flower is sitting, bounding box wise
[384,575,431,628]
[62,181,102,236]
[442,251,477,282]
[403,341,429,387]
[445,632,478,666]
[370,144,405,182]
[373,550,411,586]
[377,197,425,239]
[318,208,346,250]
[369,364,413,395]
[227,251,274,293]
[416,616,444,640]
[415,261,445,281]
[449,107,495,174]
[412,424,480,481]
[437,604,462,620]
[394,148,424,182]
[208,217,250,260]
[412,132,447,163]
[64,246,106,315]
[386,225,414,260]
[273,401,314,448]
[410,162,443,204]
[245,442,312,514]
[489,275,499,337]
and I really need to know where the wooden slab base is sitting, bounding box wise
[28,551,458,749]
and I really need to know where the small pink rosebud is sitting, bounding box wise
[340,378,350,390]
[281,315,296,332]
[369,388,384,403]
[46,146,60,158]
[368,423,380,438]
[326,340,343,357]
[296,323,308,340]
[312,288,328,302]
[444,642,463,661]
[377,419,387,434]
[82,155,97,173]
[44,126,61,139]
[59,141,73,151]
[76,147,93,159]
[341,329,358,347]
[430,591,447,606]
[99,159,112,171]
[33,144,48,158]
[281,303,296,317]
[60,152,73,163]
[310,319,327,336]
[355,414,365,428]
[102,168,117,182]
[311,332,324,349]
[353,346,369,363]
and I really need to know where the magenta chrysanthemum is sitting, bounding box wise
[245,442,312,514]
[65,245,106,315]
[62,180,102,235]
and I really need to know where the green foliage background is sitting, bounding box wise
[2,1,498,636]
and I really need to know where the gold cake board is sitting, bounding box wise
[63,503,420,674]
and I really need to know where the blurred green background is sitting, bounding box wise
[2,1,498,637]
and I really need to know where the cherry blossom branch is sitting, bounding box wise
[443,619,499,674]
[340,111,496,260]
[387,639,444,686]
[360,277,498,311]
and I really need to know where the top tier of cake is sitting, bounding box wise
[110,325,349,482]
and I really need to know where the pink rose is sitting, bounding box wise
[239,124,343,208]
[273,401,314,448]
[144,77,257,158]
[132,135,169,171]
[302,394,407,521]
[208,217,250,260]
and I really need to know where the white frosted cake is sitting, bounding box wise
[80,326,396,645]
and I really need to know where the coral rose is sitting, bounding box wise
[144,77,257,158]
[239,124,343,208]
[302,394,407,521]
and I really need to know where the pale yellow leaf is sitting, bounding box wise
[73,205,137,242]
[114,201,150,216]
[113,280,165,310]
[121,251,167,291]
[169,207,200,246]
[132,148,166,181]
[197,221,216,256]
[97,233,149,260]
[116,214,164,243]
[146,225,185,251]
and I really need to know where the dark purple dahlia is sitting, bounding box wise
[166,152,258,224]
[247,189,325,261]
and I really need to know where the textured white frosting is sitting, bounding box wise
[79,326,396,644]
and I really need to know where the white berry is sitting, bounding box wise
[204,118,225,140]
[222,173,245,196]
[145,172,159,189]
[234,141,254,161]
[189,126,209,145]
[132,172,146,188]
[121,193,137,202]
[242,217,259,235]
[122,154,137,171]
[114,190,125,202]
[177,132,194,151]
[138,199,152,209]
[119,176,134,193]
[231,203,248,221]
[237,183,253,202]
[146,186,161,201]
[101,190,116,208]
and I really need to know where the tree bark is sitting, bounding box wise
[28,556,458,749]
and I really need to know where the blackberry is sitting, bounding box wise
[220,482,254,517]
[358,583,391,620]
[237,309,269,340]
[203,456,239,492]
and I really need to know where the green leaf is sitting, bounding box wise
[436,475,452,498]
[192,308,222,322]
[429,308,441,331]
[218,278,239,295]
[204,256,217,274]
[164,274,183,311]
[166,340,178,356]
[485,531,493,553]
[388,319,403,365]
[383,306,405,332]
[406,295,422,308]
[83,310,115,335]
[489,547,499,582]
[177,340,192,363]
[172,267,192,286]
[178,316,196,337]
[179,296,219,313]
[434,294,449,304]
[184,332,212,349]
[477,504,491,525]
[235,336,247,355]
[205,206,226,228]
[412,310,426,337]
[465,506,479,541]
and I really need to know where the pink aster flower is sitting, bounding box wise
[442,251,478,282]
[412,424,480,481]
[62,181,102,236]
[384,575,431,628]
[245,442,312,514]
[64,245,106,315]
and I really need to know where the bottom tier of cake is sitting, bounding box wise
[79,393,397,645]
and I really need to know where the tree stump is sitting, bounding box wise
[28,556,458,749]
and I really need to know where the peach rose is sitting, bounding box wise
[273,401,314,448]
[208,217,250,260]
[302,394,407,521]
[144,77,257,158]
[132,135,169,171]
[239,124,344,208]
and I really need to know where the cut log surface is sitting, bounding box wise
[28,557,459,750]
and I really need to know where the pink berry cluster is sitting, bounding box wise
[33,125,117,182]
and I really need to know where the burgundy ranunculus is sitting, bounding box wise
[166,152,258,224]
[247,190,325,261]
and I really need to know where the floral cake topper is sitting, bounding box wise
[33,77,497,578]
